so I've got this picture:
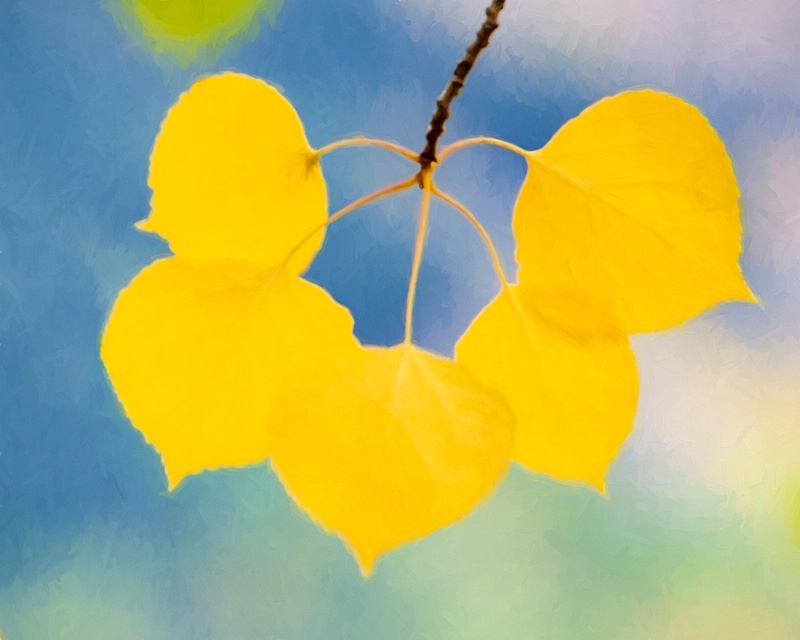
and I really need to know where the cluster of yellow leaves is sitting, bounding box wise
[101,72,754,574]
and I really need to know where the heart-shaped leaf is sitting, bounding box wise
[101,259,359,489]
[514,89,754,333]
[268,343,516,574]
[457,285,638,491]
[139,72,326,273]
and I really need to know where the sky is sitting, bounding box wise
[2,0,800,638]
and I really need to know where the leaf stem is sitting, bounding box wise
[282,175,417,269]
[404,169,433,345]
[316,137,419,163]
[431,183,510,287]
[438,136,529,162]
[418,0,506,171]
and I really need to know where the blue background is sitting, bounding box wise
[2,0,800,637]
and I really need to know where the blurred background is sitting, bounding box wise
[2,0,800,637]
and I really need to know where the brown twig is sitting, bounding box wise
[417,0,506,179]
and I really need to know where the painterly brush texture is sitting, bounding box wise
[2,0,800,638]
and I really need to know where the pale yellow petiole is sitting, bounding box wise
[316,137,420,163]
[438,136,528,163]
[282,175,418,269]
[431,183,510,288]
[403,169,433,345]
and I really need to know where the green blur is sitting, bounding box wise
[109,0,283,65]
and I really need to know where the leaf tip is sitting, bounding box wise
[583,472,609,498]
[353,545,380,579]
[164,464,191,493]
[740,280,760,305]
[356,558,377,579]
[595,482,611,500]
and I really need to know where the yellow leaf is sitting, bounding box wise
[138,72,326,273]
[514,89,755,333]
[268,343,516,575]
[100,257,358,489]
[455,285,638,491]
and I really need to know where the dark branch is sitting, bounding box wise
[418,0,506,174]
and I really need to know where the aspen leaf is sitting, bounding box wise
[514,90,755,333]
[456,285,638,491]
[138,72,326,273]
[101,258,359,489]
[268,343,516,575]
